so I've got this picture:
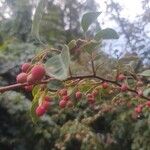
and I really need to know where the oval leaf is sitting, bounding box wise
[45,45,70,80]
[61,45,70,68]
[47,79,64,90]
[143,88,150,97]
[30,91,41,123]
[45,55,67,80]
[81,12,101,32]
[139,70,150,77]
[95,28,119,40]
[81,40,100,54]
[68,40,77,49]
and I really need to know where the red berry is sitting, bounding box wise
[146,101,150,107]
[42,101,51,110]
[44,96,52,102]
[87,93,93,99]
[27,74,36,84]
[62,95,69,101]
[66,101,73,107]
[120,84,128,92]
[24,85,33,92]
[86,93,95,104]
[59,100,67,108]
[102,82,109,89]
[88,97,95,104]
[36,105,46,116]
[75,91,82,100]
[59,89,67,96]
[21,63,31,73]
[134,106,142,113]
[137,90,143,97]
[92,90,99,97]
[16,73,27,83]
[117,74,125,81]
[31,64,45,81]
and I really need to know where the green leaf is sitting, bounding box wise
[32,85,41,97]
[143,88,150,97]
[30,91,41,123]
[81,12,101,32]
[31,0,47,39]
[139,70,150,77]
[95,28,119,40]
[47,79,64,90]
[61,45,70,68]
[68,40,76,49]
[45,45,70,80]
[81,40,100,54]
[119,56,139,63]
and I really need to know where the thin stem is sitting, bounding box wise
[91,54,96,76]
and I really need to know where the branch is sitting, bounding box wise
[91,55,96,76]
[0,75,149,100]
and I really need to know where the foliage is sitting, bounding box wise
[0,0,150,150]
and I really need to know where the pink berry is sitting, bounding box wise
[44,96,52,102]
[66,101,73,107]
[31,64,45,81]
[117,74,125,81]
[102,82,109,89]
[146,101,150,107]
[24,85,33,92]
[59,100,67,108]
[120,84,128,92]
[42,101,51,110]
[75,91,82,100]
[59,89,67,96]
[134,106,142,113]
[16,73,27,83]
[88,97,95,104]
[21,63,31,73]
[87,93,93,99]
[62,95,69,101]
[27,74,36,84]
[86,93,95,104]
[92,90,99,97]
[36,105,46,116]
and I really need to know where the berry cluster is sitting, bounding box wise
[36,96,51,116]
[15,66,150,118]
[58,89,73,108]
[16,63,46,91]
[134,101,150,114]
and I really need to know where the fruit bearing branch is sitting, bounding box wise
[0,74,149,100]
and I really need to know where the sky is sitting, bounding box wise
[94,0,147,57]
[95,0,143,28]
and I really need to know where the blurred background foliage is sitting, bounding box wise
[0,0,150,149]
